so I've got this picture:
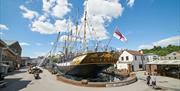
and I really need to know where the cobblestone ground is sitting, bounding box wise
[0,68,179,91]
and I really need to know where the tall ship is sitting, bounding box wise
[50,0,120,78]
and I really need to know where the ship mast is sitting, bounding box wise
[69,18,73,55]
[82,0,88,52]
[75,8,79,54]
[51,32,61,56]
[64,36,67,59]
[64,18,70,59]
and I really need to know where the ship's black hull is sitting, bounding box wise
[57,64,111,78]
[56,52,119,78]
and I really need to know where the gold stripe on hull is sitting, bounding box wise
[71,52,119,65]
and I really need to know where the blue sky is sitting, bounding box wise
[0,0,179,57]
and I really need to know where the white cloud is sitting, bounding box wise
[138,36,180,49]
[20,0,72,34]
[0,32,3,35]
[42,0,71,18]
[138,44,153,49]
[59,35,82,42]
[55,19,69,32]
[0,24,9,30]
[31,20,57,34]
[82,0,124,40]
[153,36,180,46]
[35,0,124,39]
[51,0,71,18]
[19,5,39,20]
[42,0,54,13]
[50,42,54,45]
[31,18,71,34]
[116,48,124,51]
[20,0,135,40]
[20,42,30,46]
[36,43,43,46]
[38,15,47,22]
[127,0,135,7]
[87,0,123,19]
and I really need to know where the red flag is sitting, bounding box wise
[113,28,127,42]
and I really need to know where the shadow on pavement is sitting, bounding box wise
[0,78,31,91]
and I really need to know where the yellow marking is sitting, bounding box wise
[72,55,87,65]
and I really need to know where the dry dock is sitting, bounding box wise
[0,68,180,91]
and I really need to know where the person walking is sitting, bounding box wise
[146,74,151,86]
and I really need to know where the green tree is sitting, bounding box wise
[142,45,180,56]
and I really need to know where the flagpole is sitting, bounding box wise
[105,26,118,51]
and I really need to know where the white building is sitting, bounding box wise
[144,53,159,62]
[160,51,180,60]
[116,50,145,72]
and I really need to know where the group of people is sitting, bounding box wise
[146,73,157,88]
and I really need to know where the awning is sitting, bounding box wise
[146,60,180,65]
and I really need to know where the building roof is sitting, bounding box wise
[146,60,180,65]
[117,51,123,55]
[0,39,21,56]
[144,53,158,56]
[125,50,143,55]
[166,51,180,56]
[3,40,17,46]
[0,39,6,46]
[21,57,31,60]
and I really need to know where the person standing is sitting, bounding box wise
[146,74,151,86]
[151,74,157,88]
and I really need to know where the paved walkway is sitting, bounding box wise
[0,68,179,91]
[135,71,180,91]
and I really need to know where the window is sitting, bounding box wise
[169,57,171,60]
[147,58,149,61]
[121,57,124,61]
[173,53,176,55]
[139,64,142,68]
[135,56,137,60]
[126,56,129,60]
